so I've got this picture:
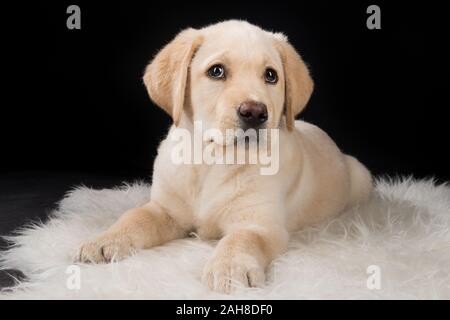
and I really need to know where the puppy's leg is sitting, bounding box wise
[76,202,185,263]
[202,222,288,294]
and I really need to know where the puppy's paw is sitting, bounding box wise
[201,253,265,294]
[75,233,135,263]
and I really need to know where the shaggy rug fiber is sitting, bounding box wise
[0,177,449,299]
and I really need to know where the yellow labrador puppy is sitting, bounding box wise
[77,20,372,293]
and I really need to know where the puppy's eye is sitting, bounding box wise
[264,68,278,84]
[207,64,225,79]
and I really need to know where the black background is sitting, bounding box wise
[1,1,449,180]
[0,0,449,287]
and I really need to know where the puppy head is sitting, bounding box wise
[144,20,313,142]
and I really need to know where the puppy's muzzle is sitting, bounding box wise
[237,100,268,129]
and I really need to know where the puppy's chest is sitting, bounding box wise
[183,165,260,237]
[189,165,242,209]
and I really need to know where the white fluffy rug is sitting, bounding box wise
[1,177,449,299]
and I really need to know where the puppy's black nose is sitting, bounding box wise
[237,101,268,128]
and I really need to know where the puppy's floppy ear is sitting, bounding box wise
[274,34,314,131]
[143,28,203,126]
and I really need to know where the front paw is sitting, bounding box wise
[75,232,135,263]
[201,253,265,294]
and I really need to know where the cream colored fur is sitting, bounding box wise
[76,20,373,294]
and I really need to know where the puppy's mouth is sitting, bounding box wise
[238,121,267,132]
[204,125,266,147]
[202,109,272,147]
[203,129,237,146]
